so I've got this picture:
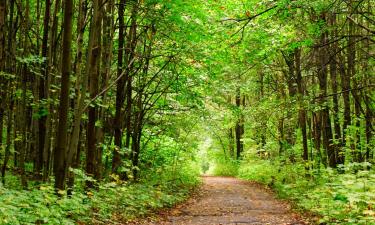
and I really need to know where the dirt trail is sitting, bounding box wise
[140,176,308,225]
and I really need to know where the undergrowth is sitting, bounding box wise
[211,158,239,176]
[238,158,375,225]
[0,169,200,225]
[208,149,239,176]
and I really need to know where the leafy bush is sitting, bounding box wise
[91,178,198,223]
[238,159,277,184]
[0,169,199,224]
[211,157,239,176]
[238,159,375,224]
[0,185,90,225]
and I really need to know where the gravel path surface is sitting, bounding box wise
[136,176,309,225]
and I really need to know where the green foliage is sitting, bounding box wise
[91,177,198,222]
[211,158,239,177]
[0,185,89,225]
[238,158,375,224]
[0,169,199,224]
[209,147,239,176]
[238,159,277,184]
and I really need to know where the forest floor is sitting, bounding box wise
[128,176,311,225]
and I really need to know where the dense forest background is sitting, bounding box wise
[0,0,374,224]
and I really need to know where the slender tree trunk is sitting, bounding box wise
[342,2,355,148]
[1,96,13,184]
[0,0,5,70]
[282,51,297,162]
[132,97,143,180]
[364,1,373,161]
[20,64,28,188]
[313,112,324,167]
[66,0,87,191]
[124,3,138,153]
[112,0,126,174]
[348,3,360,161]
[278,84,286,156]
[6,0,15,72]
[54,0,74,191]
[235,87,244,159]
[295,48,308,162]
[317,16,336,167]
[95,0,113,181]
[16,0,32,189]
[258,73,267,149]
[36,0,51,178]
[227,95,234,158]
[328,12,343,165]
[0,0,5,145]
[86,0,103,186]
[50,0,61,67]
[42,0,61,181]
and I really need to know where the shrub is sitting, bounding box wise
[238,159,375,224]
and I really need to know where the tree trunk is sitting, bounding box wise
[235,87,244,159]
[112,0,126,174]
[86,0,102,187]
[0,0,5,70]
[124,3,138,154]
[2,96,13,184]
[37,0,51,178]
[53,0,74,191]
[295,48,308,162]
[0,0,5,142]
[66,0,87,191]
[364,1,373,161]
[131,97,142,180]
[317,16,336,167]
[342,1,355,148]
[329,12,343,164]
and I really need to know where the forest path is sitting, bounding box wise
[136,176,308,225]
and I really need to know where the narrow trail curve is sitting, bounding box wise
[141,176,308,225]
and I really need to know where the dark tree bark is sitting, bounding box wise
[235,87,244,159]
[0,0,5,70]
[50,0,61,67]
[112,0,126,174]
[282,51,297,156]
[86,0,103,186]
[1,95,13,185]
[227,95,235,158]
[54,0,74,191]
[329,12,343,164]
[131,96,143,180]
[124,3,138,155]
[66,0,87,192]
[6,0,15,72]
[16,0,32,189]
[364,2,374,161]
[0,0,5,155]
[282,50,298,162]
[36,0,51,178]
[295,48,308,162]
[317,15,336,167]
[342,2,355,147]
